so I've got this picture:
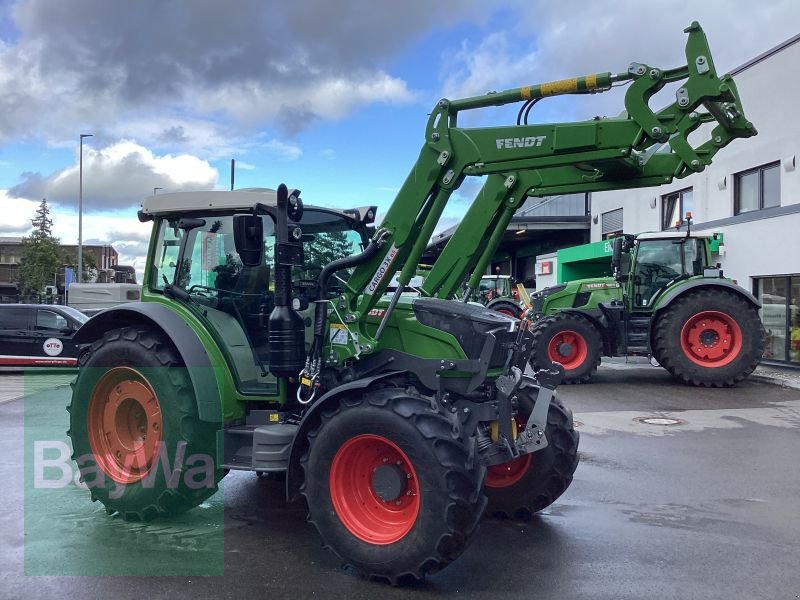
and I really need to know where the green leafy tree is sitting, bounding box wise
[304,230,356,272]
[17,199,63,296]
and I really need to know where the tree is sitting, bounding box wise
[304,230,356,272]
[17,199,63,297]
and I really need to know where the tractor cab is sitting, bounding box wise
[618,231,713,308]
[141,189,374,395]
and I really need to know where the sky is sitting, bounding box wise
[0,0,798,280]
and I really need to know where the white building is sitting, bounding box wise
[589,33,800,366]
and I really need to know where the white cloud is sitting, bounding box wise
[236,161,256,171]
[10,140,219,210]
[441,1,800,121]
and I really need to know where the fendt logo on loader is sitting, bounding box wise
[496,136,547,150]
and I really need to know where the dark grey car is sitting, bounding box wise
[0,304,88,367]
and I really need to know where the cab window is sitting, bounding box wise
[36,309,69,331]
[633,239,708,307]
[0,307,29,329]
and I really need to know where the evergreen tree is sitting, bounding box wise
[17,199,63,296]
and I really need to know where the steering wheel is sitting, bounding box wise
[640,263,679,281]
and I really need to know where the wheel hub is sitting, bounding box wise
[371,464,408,502]
[557,342,574,356]
[699,329,720,347]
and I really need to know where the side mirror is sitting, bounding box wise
[233,215,264,267]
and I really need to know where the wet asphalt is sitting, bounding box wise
[1,365,799,600]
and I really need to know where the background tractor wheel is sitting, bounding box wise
[531,313,602,383]
[68,326,222,521]
[485,395,579,520]
[301,388,486,584]
[653,289,765,387]
[489,299,523,319]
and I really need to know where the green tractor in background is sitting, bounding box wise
[529,220,765,386]
[474,274,525,318]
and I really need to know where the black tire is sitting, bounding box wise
[653,289,765,387]
[488,299,523,319]
[67,326,222,521]
[301,388,486,584]
[485,394,579,520]
[531,313,602,384]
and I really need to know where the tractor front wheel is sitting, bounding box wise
[301,387,486,584]
[653,289,765,387]
[531,313,602,383]
[68,326,222,520]
[485,395,579,520]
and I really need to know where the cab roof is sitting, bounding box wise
[636,231,714,240]
[138,188,376,224]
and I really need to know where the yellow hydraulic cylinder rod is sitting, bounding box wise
[448,72,627,112]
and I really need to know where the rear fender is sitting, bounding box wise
[285,371,407,502]
[654,280,760,311]
[73,302,222,422]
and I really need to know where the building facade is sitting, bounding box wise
[588,34,800,366]
[0,237,119,293]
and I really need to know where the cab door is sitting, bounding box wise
[31,308,78,366]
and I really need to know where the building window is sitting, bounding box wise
[755,275,800,365]
[661,188,693,230]
[734,162,780,215]
[601,208,623,239]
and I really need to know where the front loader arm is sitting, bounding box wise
[326,21,755,365]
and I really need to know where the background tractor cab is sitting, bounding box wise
[474,275,524,318]
[530,215,764,386]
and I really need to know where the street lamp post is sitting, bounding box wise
[78,133,93,284]
[153,187,163,195]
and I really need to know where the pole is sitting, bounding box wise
[78,133,92,284]
[153,187,162,196]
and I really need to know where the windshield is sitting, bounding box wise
[150,208,366,293]
[632,238,707,307]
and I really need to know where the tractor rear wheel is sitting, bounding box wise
[68,326,222,520]
[485,395,579,520]
[531,313,602,383]
[653,289,765,387]
[301,387,486,584]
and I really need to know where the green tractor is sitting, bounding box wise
[473,274,525,318]
[529,223,765,386]
[68,23,755,582]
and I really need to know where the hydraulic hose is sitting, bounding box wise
[311,233,386,356]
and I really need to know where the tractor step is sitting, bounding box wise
[222,422,297,472]
[625,313,653,355]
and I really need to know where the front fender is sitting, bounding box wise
[285,371,407,502]
[74,302,222,422]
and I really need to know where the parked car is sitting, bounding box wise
[0,304,88,367]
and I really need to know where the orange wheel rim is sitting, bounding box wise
[486,453,532,488]
[86,367,163,484]
[547,330,588,370]
[680,310,743,368]
[329,434,419,545]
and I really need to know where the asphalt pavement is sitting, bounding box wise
[1,365,799,600]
